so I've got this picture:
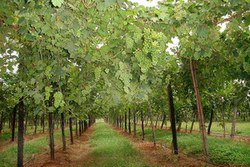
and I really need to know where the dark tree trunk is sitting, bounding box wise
[155,114,160,128]
[133,110,136,136]
[168,83,178,154]
[34,115,38,134]
[81,121,85,133]
[190,110,196,133]
[207,109,214,135]
[84,120,88,131]
[148,104,156,146]
[61,113,66,151]
[69,112,73,145]
[42,113,45,133]
[116,116,119,127]
[161,113,166,129]
[48,112,55,160]
[177,121,182,132]
[88,115,91,127]
[9,113,11,129]
[79,120,82,136]
[141,110,145,140]
[0,111,3,134]
[190,60,209,157]
[119,115,122,128]
[125,112,127,132]
[75,118,78,136]
[11,105,17,142]
[128,108,131,134]
[17,98,25,167]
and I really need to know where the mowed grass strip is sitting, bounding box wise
[0,128,70,167]
[155,121,250,135]
[87,122,151,167]
[139,127,250,165]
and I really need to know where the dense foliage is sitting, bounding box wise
[0,0,249,165]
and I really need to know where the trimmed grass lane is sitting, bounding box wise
[85,121,151,167]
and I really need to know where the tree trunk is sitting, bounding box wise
[119,115,122,128]
[128,108,131,134]
[133,110,136,136]
[48,112,55,160]
[145,116,149,126]
[34,115,38,134]
[141,110,145,140]
[84,120,87,131]
[190,109,196,133]
[69,112,73,144]
[207,109,214,135]
[88,115,91,127]
[148,104,156,146]
[125,112,127,132]
[155,114,159,128]
[81,120,84,132]
[168,83,178,154]
[75,118,78,136]
[0,111,3,134]
[79,120,82,136]
[230,101,238,138]
[190,60,209,157]
[222,101,226,138]
[42,113,45,133]
[177,121,182,132]
[61,113,66,151]
[17,98,25,167]
[11,105,17,142]
[161,113,166,129]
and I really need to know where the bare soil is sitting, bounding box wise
[24,126,94,167]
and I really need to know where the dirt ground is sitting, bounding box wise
[9,123,247,167]
[24,127,94,167]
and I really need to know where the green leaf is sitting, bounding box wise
[196,25,209,37]
[45,86,53,101]
[95,67,102,81]
[51,0,64,7]
[54,91,65,108]
[34,93,43,104]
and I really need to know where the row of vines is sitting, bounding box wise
[0,0,249,166]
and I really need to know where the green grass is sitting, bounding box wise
[0,125,48,140]
[136,126,250,165]
[157,121,250,135]
[86,121,151,167]
[0,137,49,167]
[0,128,70,167]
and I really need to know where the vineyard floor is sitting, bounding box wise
[27,121,213,167]
[1,121,249,166]
[112,127,213,167]
[25,127,93,167]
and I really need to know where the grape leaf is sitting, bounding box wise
[51,0,64,7]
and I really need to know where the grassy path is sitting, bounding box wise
[84,121,151,167]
